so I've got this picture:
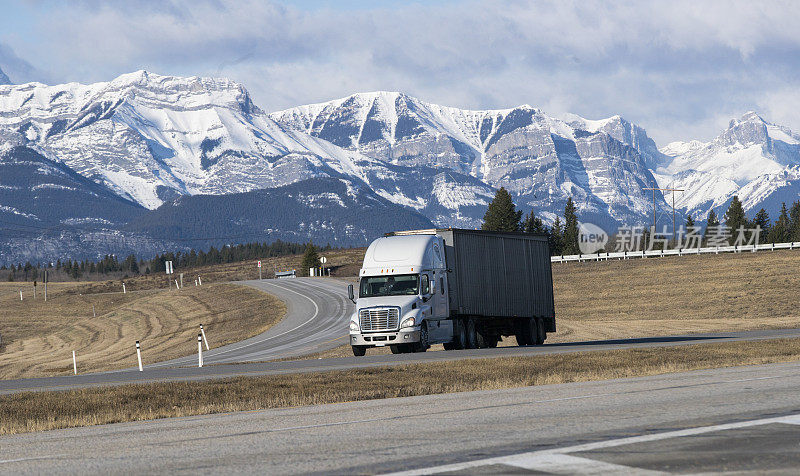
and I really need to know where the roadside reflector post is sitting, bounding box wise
[19,290,23,301]
[200,324,209,350]
[175,279,179,289]
[92,303,96,319]
[122,282,126,294]
[136,341,143,371]
[198,276,202,286]
[72,350,77,375]
[195,280,198,286]
[198,334,203,367]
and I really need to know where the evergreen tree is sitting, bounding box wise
[562,197,580,255]
[300,242,320,277]
[703,209,719,244]
[790,200,800,241]
[549,217,564,256]
[481,187,523,232]
[768,203,790,243]
[523,211,547,234]
[752,208,770,244]
[724,196,748,244]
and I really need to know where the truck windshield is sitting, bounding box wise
[360,274,419,297]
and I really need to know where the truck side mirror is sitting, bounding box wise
[348,284,355,303]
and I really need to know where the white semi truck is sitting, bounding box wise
[348,228,555,356]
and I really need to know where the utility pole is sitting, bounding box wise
[643,185,684,241]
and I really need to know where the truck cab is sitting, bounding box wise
[348,233,450,355]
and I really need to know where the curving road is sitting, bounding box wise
[148,277,353,367]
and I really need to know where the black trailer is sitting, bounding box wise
[389,228,555,348]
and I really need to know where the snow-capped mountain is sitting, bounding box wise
[271,91,670,229]
[0,67,10,85]
[0,71,395,209]
[657,112,800,220]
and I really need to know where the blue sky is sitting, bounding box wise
[2,0,800,145]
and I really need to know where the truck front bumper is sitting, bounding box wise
[350,329,420,347]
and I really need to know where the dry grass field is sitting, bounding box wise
[0,282,284,379]
[3,337,800,435]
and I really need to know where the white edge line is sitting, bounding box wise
[383,413,800,475]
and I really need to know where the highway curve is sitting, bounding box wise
[2,277,800,395]
[148,277,353,367]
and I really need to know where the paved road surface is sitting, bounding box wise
[2,361,800,474]
[3,327,800,394]
[150,277,353,367]
[2,276,800,396]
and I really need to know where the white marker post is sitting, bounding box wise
[197,334,203,367]
[194,280,198,287]
[258,260,262,280]
[72,350,77,375]
[175,279,179,289]
[122,282,126,294]
[198,276,202,286]
[136,340,143,371]
[92,303,96,319]
[200,324,209,350]
[19,290,23,301]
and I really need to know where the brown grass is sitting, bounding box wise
[3,337,800,435]
[0,282,284,379]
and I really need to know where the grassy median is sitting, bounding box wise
[3,337,800,435]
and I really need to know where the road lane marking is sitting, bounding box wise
[505,453,666,475]
[0,455,67,464]
[383,413,800,475]
[146,280,324,367]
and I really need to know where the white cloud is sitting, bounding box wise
[3,0,800,144]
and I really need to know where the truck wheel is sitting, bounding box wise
[486,336,499,348]
[352,345,367,356]
[515,320,529,346]
[455,319,468,349]
[413,324,430,353]
[534,318,546,345]
[466,318,479,349]
[390,345,402,354]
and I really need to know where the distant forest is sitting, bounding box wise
[1,239,335,282]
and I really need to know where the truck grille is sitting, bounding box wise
[359,308,400,332]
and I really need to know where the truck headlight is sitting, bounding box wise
[349,321,359,332]
[400,316,416,328]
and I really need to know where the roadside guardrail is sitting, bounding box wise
[551,241,800,263]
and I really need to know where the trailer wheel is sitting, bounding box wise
[352,345,367,356]
[466,318,479,349]
[515,319,530,346]
[486,336,499,348]
[534,318,546,345]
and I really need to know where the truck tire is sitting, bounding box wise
[413,324,430,353]
[445,319,467,350]
[390,345,402,354]
[466,318,479,349]
[352,345,367,356]
[534,318,546,345]
[515,319,530,346]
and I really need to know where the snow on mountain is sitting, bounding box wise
[0,71,393,209]
[0,67,10,85]
[657,111,800,220]
[272,92,670,229]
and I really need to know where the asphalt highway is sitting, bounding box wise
[2,271,800,394]
[2,361,800,474]
[148,277,353,367]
